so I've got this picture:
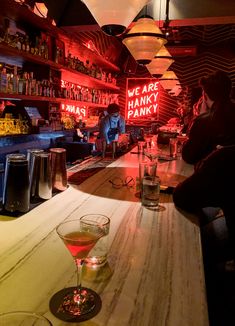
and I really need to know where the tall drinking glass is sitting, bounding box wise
[50,218,104,322]
[143,135,159,162]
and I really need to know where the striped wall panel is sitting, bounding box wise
[74,24,235,127]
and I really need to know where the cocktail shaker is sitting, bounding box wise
[3,153,30,213]
[50,148,67,191]
[27,149,44,198]
[38,153,52,200]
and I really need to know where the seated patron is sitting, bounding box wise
[173,145,235,260]
[182,71,235,165]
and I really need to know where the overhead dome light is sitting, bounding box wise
[122,16,167,65]
[81,0,149,36]
[146,46,174,78]
[159,70,179,90]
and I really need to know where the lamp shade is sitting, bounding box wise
[122,16,167,65]
[146,46,174,78]
[159,71,179,90]
[169,85,182,96]
[82,0,149,36]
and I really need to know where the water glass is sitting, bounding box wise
[80,214,110,268]
[139,160,157,183]
[0,311,52,325]
[169,138,178,158]
[141,175,161,209]
[137,141,146,154]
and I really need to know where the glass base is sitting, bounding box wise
[49,286,102,322]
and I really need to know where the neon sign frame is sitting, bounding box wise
[126,78,160,121]
[61,103,88,119]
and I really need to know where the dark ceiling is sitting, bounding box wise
[44,0,97,27]
[42,0,235,73]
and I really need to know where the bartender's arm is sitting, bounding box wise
[100,118,111,144]
[119,116,126,134]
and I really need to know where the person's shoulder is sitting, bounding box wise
[230,100,235,109]
[190,111,210,128]
[203,145,235,165]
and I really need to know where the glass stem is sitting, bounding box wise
[75,259,83,293]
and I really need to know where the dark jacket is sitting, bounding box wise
[182,100,235,164]
[173,145,235,213]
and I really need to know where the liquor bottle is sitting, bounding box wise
[23,72,29,95]
[21,36,26,51]
[29,71,36,96]
[44,36,49,60]
[0,66,8,93]
[12,66,18,94]
[18,73,24,94]
[34,36,40,56]
[55,46,60,64]
[25,36,30,53]
[16,33,22,50]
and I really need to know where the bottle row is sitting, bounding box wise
[61,80,119,105]
[0,19,117,85]
[65,54,117,85]
[0,64,119,105]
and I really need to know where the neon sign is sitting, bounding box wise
[61,103,87,119]
[126,80,159,119]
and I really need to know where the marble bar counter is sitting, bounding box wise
[0,149,209,326]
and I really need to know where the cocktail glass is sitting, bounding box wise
[50,218,104,321]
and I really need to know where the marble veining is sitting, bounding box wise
[0,149,208,325]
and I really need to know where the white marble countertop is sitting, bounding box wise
[0,149,209,326]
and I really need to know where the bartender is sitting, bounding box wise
[99,103,125,158]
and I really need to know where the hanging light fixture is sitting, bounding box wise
[168,84,182,96]
[159,70,179,90]
[146,46,174,78]
[81,0,149,36]
[122,15,167,65]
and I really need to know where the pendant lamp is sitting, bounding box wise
[169,85,182,96]
[159,71,179,90]
[122,16,167,65]
[146,46,174,78]
[81,0,149,36]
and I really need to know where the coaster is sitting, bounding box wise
[49,287,102,323]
